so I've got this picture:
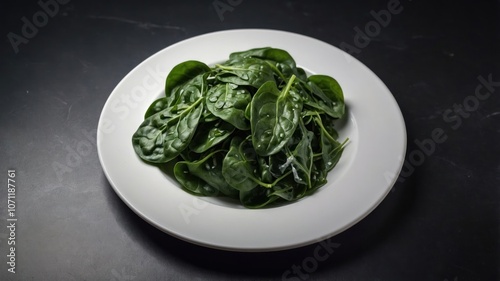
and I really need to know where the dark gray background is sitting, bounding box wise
[1,0,499,280]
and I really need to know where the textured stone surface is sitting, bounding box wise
[0,0,498,280]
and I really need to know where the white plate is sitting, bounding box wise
[97,29,406,252]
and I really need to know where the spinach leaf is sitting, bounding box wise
[286,119,314,188]
[222,137,259,192]
[168,74,207,114]
[257,157,273,184]
[189,120,234,153]
[175,150,238,198]
[215,58,275,89]
[309,161,328,192]
[132,109,170,163]
[132,97,204,163]
[268,150,291,179]
[165,60,211,96]
[251,75,302,156]
[229,47,296,67]
[229,47,299,80]
[307,75,345,118]
[314,114,348,172]
[268,120,314,189]
[296,67,308,81]
[174,161,219,196]
[270,175,307,201]
[206,83,252,130]
[144,62,210,120]
[145,97,170,119]
[162,98,204,161]
[239,187,278,209]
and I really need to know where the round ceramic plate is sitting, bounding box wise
[97,29,406,252]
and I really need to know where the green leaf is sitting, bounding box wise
[308,161,328,193]
[268,120,314,190]
[174,161,219,196]
[257,156,273,183]
[270,175,307,201]
[287,119,314,188]
[189,120,235,153]
[132,97,204,163]
[222,137,259,192]
[269,150,291,179]
[145,97,170,119]
[314,115,348,172]
[229,47,296,67]
[175,150,238,198]
[229,47,298,79]
[239,186,278,208]
[296,67,308,81]
[168,74,207,113]
[165,60,211,96]
[307,75,345,118]
[162,99,204,160]
[215,58,275,89]
[206,83,252,130]
[251,75,302,156]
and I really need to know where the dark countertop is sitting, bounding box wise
[1,0,498,280]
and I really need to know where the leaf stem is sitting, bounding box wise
[251,170,293,188]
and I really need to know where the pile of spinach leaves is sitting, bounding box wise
[132,47,348,208]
